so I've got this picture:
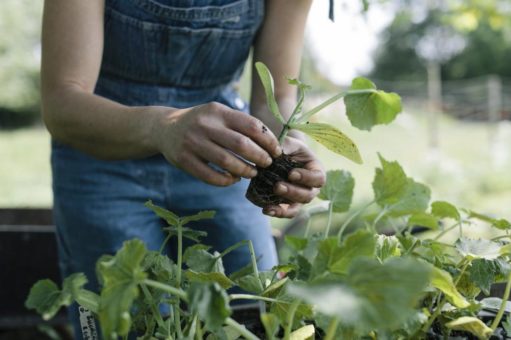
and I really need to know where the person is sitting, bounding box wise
[41,0,325,337]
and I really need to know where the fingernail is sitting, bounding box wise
[249,168,257,177]
[274,146,282,157]
[265,157,273,167]
[289,171,301,181]
[276,183,287,193]
[268,210,275,216]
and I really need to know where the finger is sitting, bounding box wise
[224,110,282,158]
[207,127,273,168]
[274,182,319,204]
[288,167,326,188]
[180,153,240,187]
[263,203,302,218]
[190,139,258,179]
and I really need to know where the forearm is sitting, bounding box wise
[42,85,167,160]
[250,0,312,139]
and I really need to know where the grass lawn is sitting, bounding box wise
[0,126,52,207]
[1,111,510,224]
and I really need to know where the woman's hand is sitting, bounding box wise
[263,137,326,218]
[153,102,282,187]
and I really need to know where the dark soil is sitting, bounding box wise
[246,153,305,208]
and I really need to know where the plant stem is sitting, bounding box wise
[284,300,300,340]
[324,318,340,340]
[323,201,334,240]
[218,240,264,292]
[421,296,446,334]
[492,234,511,241]
[491,270,511,330]
[229,294,285,304]
[140,284,167,330]
[143,279,187,300]
[421,260,470,334]
[372,206,389,230]
[247,240,264,291]
[278,124,290,144]
[304,216,313,238]
[174,222,184,338]
[338,200,374,242]
[225,317,259,340]
[434,222,461,241]
[298,89,377,123]
[159,233,172,253]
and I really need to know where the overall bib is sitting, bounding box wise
[50,0,277,336]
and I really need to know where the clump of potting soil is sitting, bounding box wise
[246,153,305,208]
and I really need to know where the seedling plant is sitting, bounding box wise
[26,64,511,339]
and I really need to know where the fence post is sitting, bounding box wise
[487,74,502,141]
[427,61,442,149]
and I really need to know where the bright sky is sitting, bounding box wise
[305,1,394,85]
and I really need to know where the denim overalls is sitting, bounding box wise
[50,0,277,337]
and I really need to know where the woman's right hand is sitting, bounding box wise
[152,102,282,186]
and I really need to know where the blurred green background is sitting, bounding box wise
[1,0,510,227]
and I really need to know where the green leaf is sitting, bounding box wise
[183,245,225,274]
[142,251,178,284]
[163,225,207,243]
[228,261,254,281]
[290,324,315,340]
[446,317,493,339]
[311,230,376,277]
[469,259,498,295]
[289,122,362,164]
[347,257,431,330]
[287,78,311,120]
[344,77,402,131]
[234,274,263,294]
[408,212,439,229]
[144,200,179,226]
[285,235,308,252]
[270,291,313,328]
[260,313,280,340]
[255,62,285,124]
[318,170,355,213]
[185,270,234,289]
[25,273,88,320]
[430,266,470,308]
[187,282,231,332]
[180,210,216,226]
[467,210,511,230]
[97,239,148,339]
[290,257,430,331]
[372,155,408,207]
[375,235,401,261]
[389,179,431,215]
[503,315,511,335]
[455,238,502,260]
[262,277,289,298]
[431,201,461,221]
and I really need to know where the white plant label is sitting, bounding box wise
[79,306,98,340]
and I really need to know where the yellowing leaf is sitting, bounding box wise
[446,316,493,339]
[430,267,470,308]
[289,122,362,164]
[290,324,315,340]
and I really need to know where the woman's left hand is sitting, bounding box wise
[263,136,326,218]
